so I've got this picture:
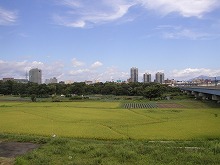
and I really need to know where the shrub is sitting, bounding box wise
[51,95,61,102]
[31,94,37,102]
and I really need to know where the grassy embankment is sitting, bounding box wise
[1,134,220,165]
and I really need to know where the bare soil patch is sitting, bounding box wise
[0,142,40,158]
[0,157,14,165]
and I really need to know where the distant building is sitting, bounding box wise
[155,72,164,84]
[85,81,93,85]
[2,78,14,82]
[116,79,125,83]
[14,79,28,83]
[59,81,65,84]
[29,68,42,84]
[143,73,151,83]
[164,79,176,86]
[45,77,57,85]
[45,79,50,85]
[65,80,74,84]
[50,77,57,84]
[127,78,131,83]
[2,78,28,83]
[130,67,138,82]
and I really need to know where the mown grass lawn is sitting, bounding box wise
[0,100,220,140]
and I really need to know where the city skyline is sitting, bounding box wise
[2,67,219,84]
[1,0,220,82]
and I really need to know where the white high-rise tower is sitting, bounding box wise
[130,67,138,82]
[143,73,151,83]
[29,68,42,84]
[155,72,164,84]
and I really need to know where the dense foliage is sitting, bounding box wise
[0,80,181,99]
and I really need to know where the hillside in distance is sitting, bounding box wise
[189,75,220,81]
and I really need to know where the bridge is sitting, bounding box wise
[179,86,220,102]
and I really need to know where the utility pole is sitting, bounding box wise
[25,71,28,80]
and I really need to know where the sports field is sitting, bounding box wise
[0,100,220,140]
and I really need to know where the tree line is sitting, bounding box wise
[0,80,181,100]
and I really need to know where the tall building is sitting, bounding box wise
[143,73,151,83]
[130,67,138,82]
[29,68,42,84]
[155,72,164,84]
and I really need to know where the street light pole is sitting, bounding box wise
[215,77,217,87]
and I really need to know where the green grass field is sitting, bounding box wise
[0,133,218,165]
[0,100,220,140]
[1,98,220,164]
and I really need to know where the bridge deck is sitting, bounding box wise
[180,86,220,96]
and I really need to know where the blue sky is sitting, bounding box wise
[1,0,220,82]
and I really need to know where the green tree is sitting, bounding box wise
[101,83,117,95]
[143,86,162,100]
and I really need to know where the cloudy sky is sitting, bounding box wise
[1,0,220,82]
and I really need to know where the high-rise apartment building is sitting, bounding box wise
[143,73,151,83]
[155,72,164,84]
[29,68,42,84]
[130,67,138,82]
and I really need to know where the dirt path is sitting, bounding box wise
[0,157,14,165]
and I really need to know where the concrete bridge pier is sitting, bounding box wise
[212,95,220,102]
[183,90,191,95]
[198,93,211,100]
[191,91,199,99]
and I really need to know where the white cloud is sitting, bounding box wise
[54,0,134,28]
[139,0,220,18]
[0,60,30,79]
[156,25,219,40]
[53,0,220,28]
[61,0,82,8]
[91,61,103,69]
[72,58,85,67]
[68,60,103,81]
[53,15,86,28]
[1,60,219,83]
[164,28,213,40]
[66,66,220,82]
[0,6,18,25]
[69,69,90,75]
[68,69,96,82]
[68,66,130,82]
[0,60,64,82]
[171,68,220,80]
[95,66,129,82]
